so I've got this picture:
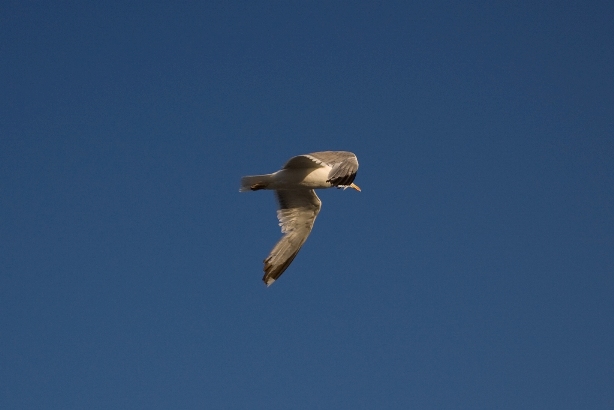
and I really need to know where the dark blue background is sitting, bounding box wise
[2,1,613,408]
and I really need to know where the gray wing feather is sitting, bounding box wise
[324,154,359,186]
[263,189,322,286]
[283,151,359,187]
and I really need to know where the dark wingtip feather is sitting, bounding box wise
[327,172,357,187]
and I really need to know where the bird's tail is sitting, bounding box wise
[240,174,275,192]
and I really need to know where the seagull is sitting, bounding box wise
[240,151,360,286]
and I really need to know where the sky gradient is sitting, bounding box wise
[2,1,613,408]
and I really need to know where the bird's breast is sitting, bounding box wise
[272,167,332,189]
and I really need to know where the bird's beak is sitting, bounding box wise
[350,183,361,192]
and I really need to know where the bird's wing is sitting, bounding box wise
[283,151,359,186]
[263,189,322,286]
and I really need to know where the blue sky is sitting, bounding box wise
[1,1,613,408]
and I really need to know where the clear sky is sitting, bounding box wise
[1,1,613,408]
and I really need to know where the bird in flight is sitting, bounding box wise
[240,151,360,286]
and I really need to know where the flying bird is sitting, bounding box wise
[240,151,360,286]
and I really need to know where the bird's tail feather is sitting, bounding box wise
[240,174,274,192]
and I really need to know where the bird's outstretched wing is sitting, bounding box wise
[283,151,359,187]
[263,189,322,286]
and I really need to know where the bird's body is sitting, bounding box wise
[241,167,331,191]
[240,151,360,286]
